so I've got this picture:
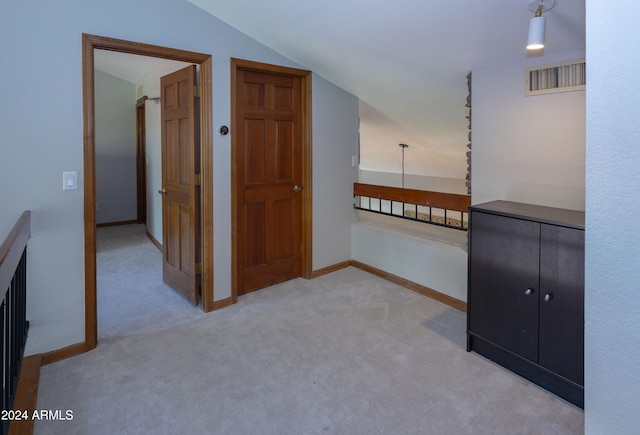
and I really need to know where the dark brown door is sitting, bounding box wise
[135,98,147,224]
[235,68,303,295]
[539,224,584,385]
[160,65,200,304]
[468,211,540,362]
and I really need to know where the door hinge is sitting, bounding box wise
[194,174,201,186]
[194,85,201,98]
[195,262,202,275]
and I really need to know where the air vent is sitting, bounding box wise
[525,59,585,95]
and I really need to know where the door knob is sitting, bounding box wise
[292,185,301,192]
[544,293,553,302]
[524,288,534,296]
[158,189,167,195]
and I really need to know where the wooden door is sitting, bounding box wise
[539,224,584,385]
[468,211,540,362]
[234,68,303,295]
[160,65,200,305]
[135,98,147,224]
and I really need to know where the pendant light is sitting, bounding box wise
[399,143,408,188]
[527,0,555,50]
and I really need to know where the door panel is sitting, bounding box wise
[235,68,302,295]
[274,199,294,260]
[274,121,294,181]
[244,119,267,184]
[539,224,584,385]
[161,65,199,305]
[245,202,267,268]
[468,211,540,362]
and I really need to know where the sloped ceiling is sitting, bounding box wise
[94,50,191,85]
[188,0,585,180]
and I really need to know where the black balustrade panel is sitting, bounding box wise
[0,212,31,435]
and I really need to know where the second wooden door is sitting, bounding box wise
[234,66,304,295]
[160,65,200,304]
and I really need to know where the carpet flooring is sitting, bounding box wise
[34,226,584,434]
[96,224,205,339]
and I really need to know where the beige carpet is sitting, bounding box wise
[35,240,584,434]
[96,224,205,339]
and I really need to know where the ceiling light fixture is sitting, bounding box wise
[527,0,555,50]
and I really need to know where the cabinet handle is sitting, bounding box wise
[525,288,534,296]
[544,293,553,302]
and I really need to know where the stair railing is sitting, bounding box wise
[354,183,470,231]
[0,211,31,434]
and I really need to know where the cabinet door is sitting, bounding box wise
[539,225,584,385]
[469,211,540,362]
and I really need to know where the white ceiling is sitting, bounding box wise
[188,0,585,179]
[94,50,192,84]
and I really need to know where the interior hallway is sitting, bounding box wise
[96,224,205,339]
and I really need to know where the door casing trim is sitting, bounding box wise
[82,34,215,350]
[230,58,313,303]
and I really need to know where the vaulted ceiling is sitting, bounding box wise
[188,0,585,179]
[96,1,586,180]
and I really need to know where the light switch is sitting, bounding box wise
[351,155,359,167]
[63,171,78,191]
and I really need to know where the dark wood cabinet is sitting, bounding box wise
[467,200,584,407]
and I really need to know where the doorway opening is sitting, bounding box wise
[94,51,201,338]
[82,34,214,350]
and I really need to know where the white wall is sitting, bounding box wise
[312,74,360,270]
[95,69,137,224]
[352,214,468,301]
[0,0,358,355]
[472,51,586,211]
[585,1,640,433]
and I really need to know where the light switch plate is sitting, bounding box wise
[63,171,78,191]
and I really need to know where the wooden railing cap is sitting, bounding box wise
[353,183,470,213]
[0,211,32,292]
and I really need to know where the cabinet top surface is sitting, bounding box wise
[469,200,585,229]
